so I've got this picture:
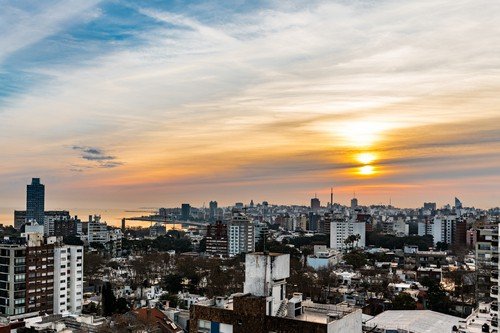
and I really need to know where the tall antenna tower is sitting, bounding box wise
[330,187,334,211]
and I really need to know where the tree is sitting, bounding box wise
[421,276,450,314]
[160,293,179,308]
[198,237,207,253]
[317,267,338,302]
[115,297,130,314]
[101,281,116,316]
[393,293,417,310]
[63,235,84,246]
[343,250,367,269]
[84,252,105,289]
[162,274,183,293]
[435,242,448,251]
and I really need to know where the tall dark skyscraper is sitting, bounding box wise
[181,203,191,221]
[209,201,218,222]
[311,197,320,211]
[26,178,45,224]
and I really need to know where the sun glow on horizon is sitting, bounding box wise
[359,165,375,175]
[356,152,377,165]
[337,121,391,147]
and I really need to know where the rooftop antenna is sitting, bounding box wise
[330,187,334,212]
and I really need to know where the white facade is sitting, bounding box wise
[54,245,84,315]
[393,218,409,236]
[88,220,109,244]
[418,215,457,245]
[228,214,255,257]
[330,219,366,250]
[244,253,290,316]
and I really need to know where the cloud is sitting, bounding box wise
[71,146,122,169]
[0,0,102,62]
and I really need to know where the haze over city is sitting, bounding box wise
[1,0,499,214]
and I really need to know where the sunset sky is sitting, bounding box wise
[1,0,499,215]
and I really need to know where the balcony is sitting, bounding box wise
[491,286,498,297]
[492,301,498,312]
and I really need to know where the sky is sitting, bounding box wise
[1,0,499,216]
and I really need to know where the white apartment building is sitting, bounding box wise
[54,245,84,315]
[88,219,109,244]
[418,215,457,245]
[330,216,366,250]
[86,216,122,256]
[228,213,255,257]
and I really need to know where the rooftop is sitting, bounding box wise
[364,310,461,333]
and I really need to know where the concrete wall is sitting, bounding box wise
[244,253,290,297]
[327,309,362,333]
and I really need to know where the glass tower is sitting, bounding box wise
[26,178,45,224]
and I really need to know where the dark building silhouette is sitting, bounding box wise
[308,212,320,231]
[311,197,320,211]
[209,201,218,222]
[54,219,79,237]
[26,178,45,225]
[205,221,228,256]
[423,202,437,211]
[181,203,191,221]
[14,210,26,230]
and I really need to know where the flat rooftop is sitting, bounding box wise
[364,310,461,333]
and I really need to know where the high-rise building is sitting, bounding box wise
[417,215,460,246]
[228,212,255,257]
[0,242,27,318]
[54,245,84,315]
[14,210,26,230]
[205,221,228,256]
[311,197,320,211]
[0,225,84,322]
[44,210,70,236]
[181,204,191,221]
[209,201,218,222]
[87,215,122,257]
[26,178,45,225]
[25,241,54,316]
[330,215,366,250]
[423,202,437,211]
[350,198,358,209]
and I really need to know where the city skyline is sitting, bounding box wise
[1,0,499,210]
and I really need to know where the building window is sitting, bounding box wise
[198,319,211,332]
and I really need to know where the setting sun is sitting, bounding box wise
[356,152,377,165]
[359,165,375,175]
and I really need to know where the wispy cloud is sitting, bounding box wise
[72,146,123,169]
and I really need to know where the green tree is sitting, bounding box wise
[343,250,367,269]
[115,297,130,314]
[84,252,105,289]
[162,274,183,293]
[421,276,450,314]
[101,282,116,316]
[160,293,179,308]
[393,293,417,310]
